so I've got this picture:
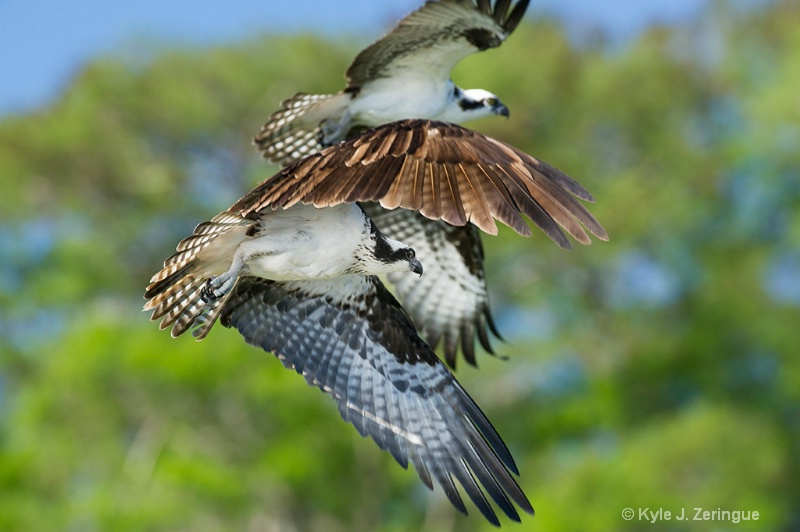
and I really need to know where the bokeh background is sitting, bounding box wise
[1,1,798,530]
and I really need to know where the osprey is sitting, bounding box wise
[144,204,533,524]
[241,119,609,366]
[144,203,422,339]
[254,0,530,165]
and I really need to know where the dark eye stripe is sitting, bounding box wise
[458,98,485,111]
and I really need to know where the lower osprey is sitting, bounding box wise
[144,202,533,525]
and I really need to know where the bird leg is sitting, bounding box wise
[201,254,247,303]
[318,110,352,146]
[200,237,282,302]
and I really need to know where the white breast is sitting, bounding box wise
[349,77,454,125]
[244,204,366,281]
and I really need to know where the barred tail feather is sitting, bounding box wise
[253,92,349,166]
[144,268,205,336]
[192,280,240,340]
[144,216,251,338]
[175,212,250,253]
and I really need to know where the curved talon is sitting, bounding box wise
[318,121,340,147]
[200,279,218,303]
[201,272,237,302]
[316,131,328,147]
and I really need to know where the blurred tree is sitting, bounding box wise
[1,2,798,530]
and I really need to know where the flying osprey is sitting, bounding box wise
[253,0,530,165]
[144,203,422,339]
[241,119,608,366]
[144,204,533,524]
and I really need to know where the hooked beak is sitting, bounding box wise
[495,103,510,118]
[409,258,423,276]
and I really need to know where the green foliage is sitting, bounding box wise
[531,402,787,531]
[2,2,799,530]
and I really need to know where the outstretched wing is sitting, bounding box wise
[346,0,530,87]
[363,204,500,368]
[232,119,608,248]
[219,275,534,525]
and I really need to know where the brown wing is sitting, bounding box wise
[232,119,608,249]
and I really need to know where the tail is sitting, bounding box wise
[144,212,251,339]
[253,92,350,166]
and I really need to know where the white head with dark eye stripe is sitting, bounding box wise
[351,219,423,276]
[441,87,510,122]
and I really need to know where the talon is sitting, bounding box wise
[318,112,350,147]
[200,279,218,303]
[201,272,236,302]
[318,121,339,147]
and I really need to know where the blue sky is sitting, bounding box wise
[0,0,708,116]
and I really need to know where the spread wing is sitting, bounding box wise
[346,0,530,87]
[363,204,500,368]
[219,275,534,525]
[231,119,608,249]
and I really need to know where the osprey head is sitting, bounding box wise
[354,220,423,276]
[447,87,510,121]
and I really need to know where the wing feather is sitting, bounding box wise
[363,205,501,368]
[455,161,495,230]
[346,0,531,87]
[231,120,606,247]
[218,276,534,523]
[253,93,349,166]
[143,213,252,338]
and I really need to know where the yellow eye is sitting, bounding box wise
[487,97,498,106]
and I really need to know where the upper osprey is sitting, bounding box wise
[254,0,530,165]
